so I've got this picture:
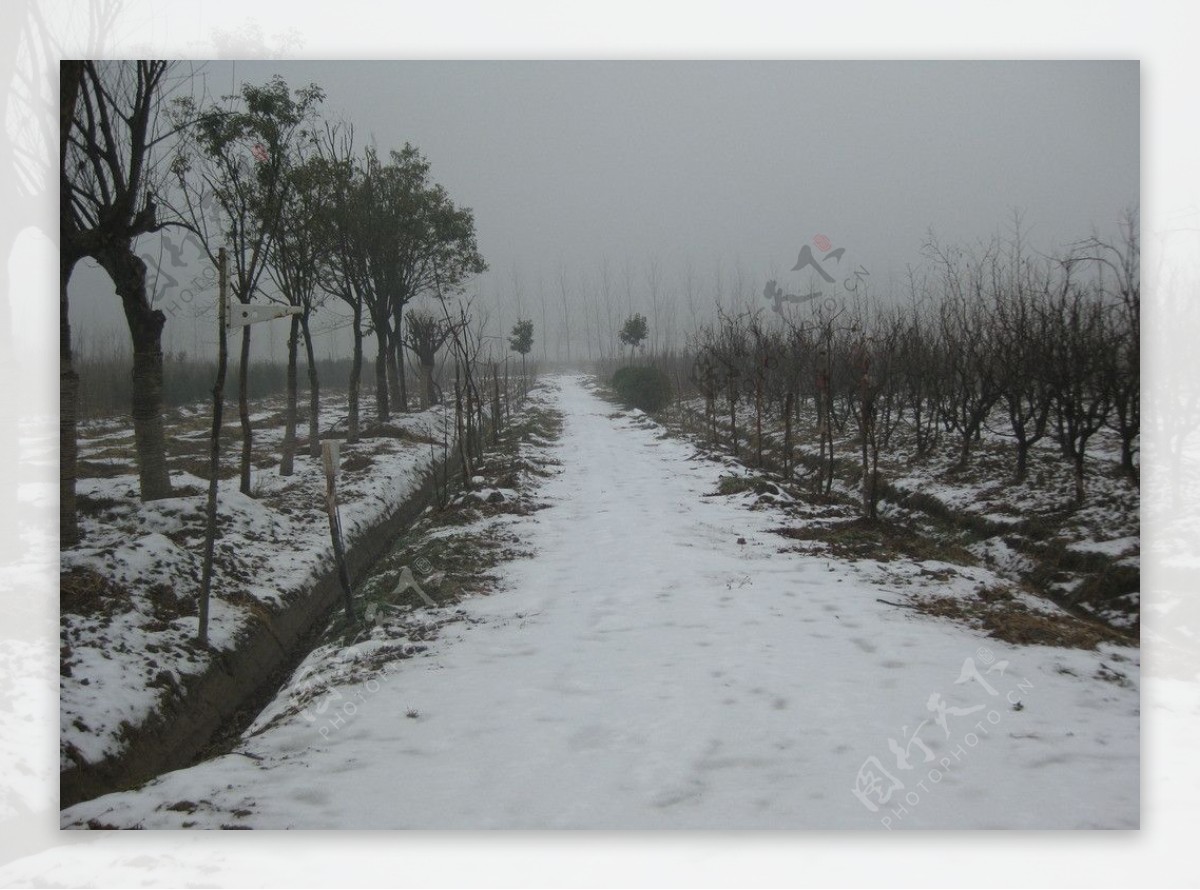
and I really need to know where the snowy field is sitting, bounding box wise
[60,375,1139,829]
[61,393,455,775]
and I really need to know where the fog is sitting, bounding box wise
[68,60,1138,363]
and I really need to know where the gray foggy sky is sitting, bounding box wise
[70,60,1138,360]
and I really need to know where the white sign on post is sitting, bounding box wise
[321,439,342,481]
[227,298,302,330]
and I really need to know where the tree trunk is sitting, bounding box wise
[131,346,171,498]
[301,313,321,458]
[1114,395,1138,481]
[198,248,229,646]
[97,248,172,501]
[454,368,469,485]
[398,360,409,414]
[1073,450,1086,506]
[1120,437,1137,481]
[59,63,85,547]
[280,314,299,476]
[1014,433,1030,483]
[374,329,390,425]
[421,360,437,409]
[390,304,407,412]
[956,428,973,471]
[386,325,404,413]
[60,259,80,547]
[347,304,362,443]
[867,448,881,520]
[238,324,253,496]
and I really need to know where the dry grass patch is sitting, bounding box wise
[911,587,1129,649]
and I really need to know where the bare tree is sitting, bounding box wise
[1044,271,1114,504]
[1075,208,1139,479]
[63,60,190,513]
[849,315,906,518]
[989,241,1058,481]
[59,60,85,546]
[894,290,943,459]
[927,239,1001,470]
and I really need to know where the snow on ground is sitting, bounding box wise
[61,392,455,773]
[60,375,1139,829]
[680,395,1141,631]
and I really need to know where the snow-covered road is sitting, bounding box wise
[61,375,1139,829]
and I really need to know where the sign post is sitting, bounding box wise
[196,262,304,644]
[197,249,228,646]
[321,439,355,622]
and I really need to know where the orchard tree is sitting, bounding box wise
[1076,209,1140,479]
[1044,273,1114,505]
[926,239,1001,470]
[172,74,324,494]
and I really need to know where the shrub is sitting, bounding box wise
[611,365,672,413]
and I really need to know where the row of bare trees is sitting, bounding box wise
[687,217,1139,515]
[61,62,489,546]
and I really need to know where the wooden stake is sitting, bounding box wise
[197,248,228,646]
[322,439,355,622]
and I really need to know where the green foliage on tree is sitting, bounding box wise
[509,319,534,356]
[171,74,325,494]
[356,143,487,420]
[619,312,648,351]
